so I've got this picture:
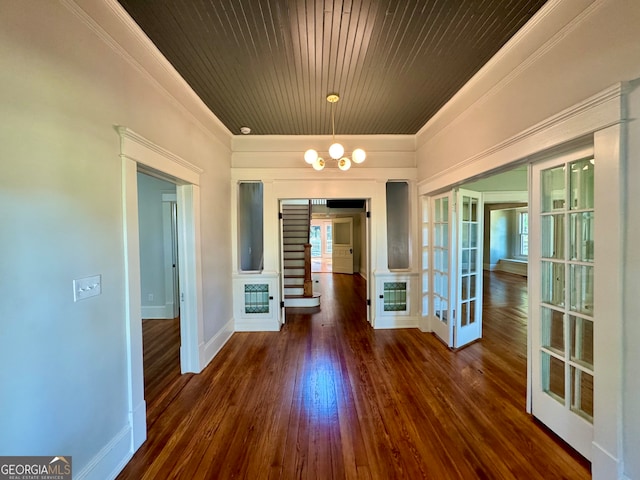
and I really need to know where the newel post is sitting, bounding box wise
[303,243,313,297]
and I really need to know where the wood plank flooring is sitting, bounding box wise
[119,271,590,479]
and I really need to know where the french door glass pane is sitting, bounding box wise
[541,261,565,307]
[462,250,469,274]
[570,316,594,369]
[570,367,594,420]
[570,212,594,262]
[570,159,595,210]
[310,225,321,257]
[541,306,565,355]
[569,264,594,315]
[469,300,476,325]
[462,223,469,248]
[541,166,566,212]
[470,222,478,248]
[542,352,565,403]
[461,302,468,326]
[541,215,565,259]
[461,276,469,300]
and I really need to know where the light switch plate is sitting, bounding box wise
[73,275,102,302]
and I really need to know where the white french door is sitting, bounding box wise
[454,189,483,348]
[430,193,453,345]
[530,151,595,459]
[332,217,353,274]
[428,189,483,348]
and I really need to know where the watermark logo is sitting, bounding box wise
[0,456,72,480]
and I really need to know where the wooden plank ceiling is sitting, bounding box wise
[117,0,547,135]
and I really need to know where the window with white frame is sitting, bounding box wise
[517,209,529,258]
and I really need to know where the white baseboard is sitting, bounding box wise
[374,316,419,329]
[484,263,499,271]
[592,441,623,480]
[496,259,528,276]
[141,304,173,319]
[130,399,147,451]
[75,425,131,480]
[199,318,235,369]
[235,317,281,332]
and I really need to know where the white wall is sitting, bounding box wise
[415,1,640,478]
[0,0,232,477]
[137,173,175,318]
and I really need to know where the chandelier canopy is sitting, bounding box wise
[303,94,366,171]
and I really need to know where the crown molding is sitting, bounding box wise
[416,0,600,148]
[59,0,231,149]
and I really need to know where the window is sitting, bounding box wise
[386,181,410,269]
[238,182,264,271]
[518,210,529,257]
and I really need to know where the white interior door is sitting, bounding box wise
[332,217,353,274]
[530,153,595,459]
[454,189,484,348]
[431,193,454,345]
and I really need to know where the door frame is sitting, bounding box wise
[118,126,205,451]
[418,84,625,477]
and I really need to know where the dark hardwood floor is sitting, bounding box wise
[120,271,590,479]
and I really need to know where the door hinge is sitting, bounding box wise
[366,211,371,218]
[278,212,283,220]
[280,301,285,308]
[367,299,371,306]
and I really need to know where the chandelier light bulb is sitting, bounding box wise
[328,142,344,160]
[352,148,366,164]
[304,149,318,164]
[302,94,365,171]
[338,157,351,171]
[312,157,325,171]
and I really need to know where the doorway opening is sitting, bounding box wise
[281,198,370,324]
[136,172,186,428]
[119,126,204,450]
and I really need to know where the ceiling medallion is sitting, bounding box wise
[303,94,366,171]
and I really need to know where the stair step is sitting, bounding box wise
[283,220,309,226]
[283,238,308,245]
[284,294,321,308]
[284,286,304,296]
[284,260,305,268]
[284,251,305,259]
[284,268,305,276]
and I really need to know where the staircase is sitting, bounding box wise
[282,202,320,308]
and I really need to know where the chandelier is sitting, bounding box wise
[303,94,366,171]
